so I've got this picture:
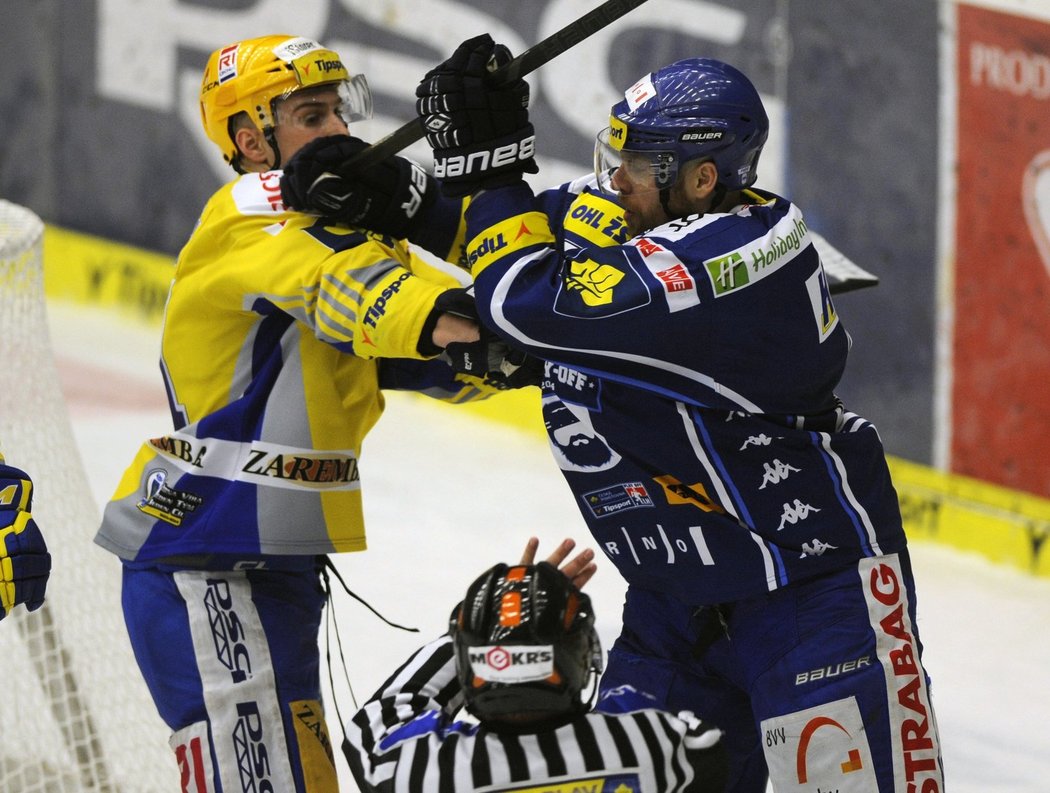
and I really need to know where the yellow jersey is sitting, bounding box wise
[95,170,496,562]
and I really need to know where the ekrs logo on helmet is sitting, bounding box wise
[468,645,555,682]
[452,562,603,721]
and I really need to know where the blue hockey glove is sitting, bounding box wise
[0,462,51,619]
[416,34,537,198]
[281,135,434,239]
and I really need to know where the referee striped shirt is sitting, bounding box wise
[345,636,725,793]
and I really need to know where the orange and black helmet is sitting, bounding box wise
[450,561,602,723]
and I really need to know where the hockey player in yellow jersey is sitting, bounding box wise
[94,35,527,792]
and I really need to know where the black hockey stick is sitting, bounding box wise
[328,0,879,294]
[342,0,651,171]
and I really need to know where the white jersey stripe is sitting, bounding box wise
[175,571,297,793]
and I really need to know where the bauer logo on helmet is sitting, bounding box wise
[681,129,725,143]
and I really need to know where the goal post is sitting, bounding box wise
[0,199,175,791]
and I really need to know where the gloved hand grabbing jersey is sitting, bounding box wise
[415,34,537,197]
[0,460,51,619]
[280,135,434,239]
[428,288,541,389]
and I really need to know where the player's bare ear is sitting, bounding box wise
[696,160,719,195]
[234,125,272,170]
[679,160,719,209]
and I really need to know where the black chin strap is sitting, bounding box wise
[264,127,283,171]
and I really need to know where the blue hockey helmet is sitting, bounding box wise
[451,561,602,723]
[595,58,769,194]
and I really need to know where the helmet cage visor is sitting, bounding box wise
[594,126,679,195]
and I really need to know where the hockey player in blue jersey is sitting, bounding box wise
[403,36,945,793]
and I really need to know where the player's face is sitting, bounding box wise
[272,86,350,162]
[611,165,685,237]
[612,159,706,237]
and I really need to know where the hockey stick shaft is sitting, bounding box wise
[344,0,651,170]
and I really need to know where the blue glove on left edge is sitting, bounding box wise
[0,460,51,619]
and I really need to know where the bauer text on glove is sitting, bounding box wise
[415,34,537,198]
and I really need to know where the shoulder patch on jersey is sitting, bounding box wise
[563,192,630,249]
[583,482,655,518]
[231,171,286,215]
[703,206,811,298]
[632,236,701,313]
[466,212,553,275]
[541,395,621,473]
[554,251,650,318]
[805,266,839,341]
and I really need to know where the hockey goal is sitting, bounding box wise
[0,200,176,791]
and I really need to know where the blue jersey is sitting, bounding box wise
[464,179,906,605]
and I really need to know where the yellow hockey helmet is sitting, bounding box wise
[199,35,373,170]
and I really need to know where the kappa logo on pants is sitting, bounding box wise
[760,696,878,792]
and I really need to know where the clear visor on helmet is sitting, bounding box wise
[594,127,679,195]
[337,73,373,125]
[272,74,373,131]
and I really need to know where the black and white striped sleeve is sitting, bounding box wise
[344,636,726,793]
[344,634,464,793]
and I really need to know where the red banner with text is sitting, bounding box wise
[953,3,1050,497]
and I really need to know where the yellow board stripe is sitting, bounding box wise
[889,456,1050,577]
[43,225,174,325]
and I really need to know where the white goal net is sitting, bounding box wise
[0,199,176,791]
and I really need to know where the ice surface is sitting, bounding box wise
[51,301,1050,792]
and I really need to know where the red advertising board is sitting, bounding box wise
[953,3,1050,497]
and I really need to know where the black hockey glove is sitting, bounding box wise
[424,288,541,389]
[415,34,538,198]
[280,135,434,239]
